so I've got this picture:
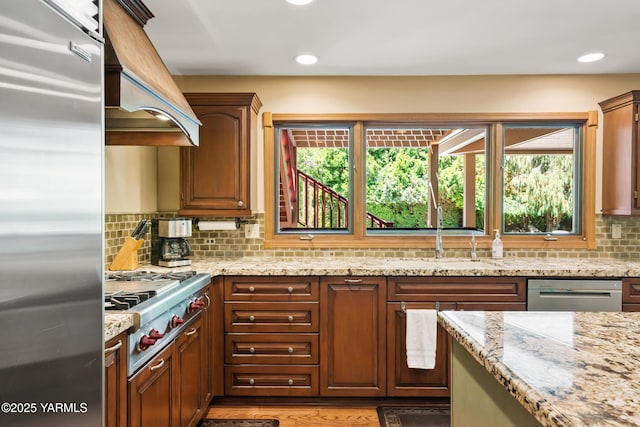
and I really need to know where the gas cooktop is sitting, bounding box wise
[104,270,200,311]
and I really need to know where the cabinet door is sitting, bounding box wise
[180,93,261,217]
[105,333,127,427]
[129,344,179,427]
[622,278,640,312]
[181,104,249,214]
[386,302,454,397]
[599,91,640,215]
[176,315,206,427]
[320,277,386,396]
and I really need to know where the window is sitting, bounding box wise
[276,125,352,233]
[363,126,487,234]
[502,124,581,235]
[264,113,596,249]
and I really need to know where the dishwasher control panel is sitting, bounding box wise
[527,279,622,312]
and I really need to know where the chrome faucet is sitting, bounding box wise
[435,206,444,259]
[428,180,445,259]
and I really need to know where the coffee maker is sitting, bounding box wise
[151,218,193,267]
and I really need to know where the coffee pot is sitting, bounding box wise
[151,218,193,267]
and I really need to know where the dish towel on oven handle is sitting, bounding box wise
[406,309,437,369]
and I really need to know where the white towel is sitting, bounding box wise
[406,309,438,369]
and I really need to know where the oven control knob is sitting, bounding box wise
[170,315,185,329]
[149,329,165,340]
[188,299,205,313]
[137,335,157,352]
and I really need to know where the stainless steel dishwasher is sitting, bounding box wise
[527,279,622,311]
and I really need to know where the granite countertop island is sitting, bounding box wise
[438,310,640,427]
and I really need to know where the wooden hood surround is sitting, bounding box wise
[103,0,201,146]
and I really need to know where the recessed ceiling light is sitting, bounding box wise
[295,54,318,65]
[577,52,605,63]
[286,0,313,5]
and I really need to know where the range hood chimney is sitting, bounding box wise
[103,0,200,146]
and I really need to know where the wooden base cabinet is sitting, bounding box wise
[128,343,179,427]
[219,275,526,398]
[223,276,320,396]
[386,277,526,397]
[105,332,127,427]
[320,277,386,397]
[386,302,454,397]
[176,316,207,427]
[623,278,640,311]
[128,312,208,427]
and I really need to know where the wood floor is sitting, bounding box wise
[205,405,380,427]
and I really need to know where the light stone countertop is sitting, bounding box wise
[188,256,640,278]
[104,313,134,342]
[438,311,640,427]
[103,256,640,341]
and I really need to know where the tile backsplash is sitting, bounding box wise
[105,213,640,266]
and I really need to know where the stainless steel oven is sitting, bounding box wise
[527,279,622,312]
[105,271,211,376]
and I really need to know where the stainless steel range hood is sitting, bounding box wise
[103,0,200,146]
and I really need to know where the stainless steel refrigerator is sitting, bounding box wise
[0,1,103,426]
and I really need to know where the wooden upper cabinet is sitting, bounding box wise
[599,90,640,215]
[180,93,262,217]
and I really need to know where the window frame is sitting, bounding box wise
[263,112,597,250]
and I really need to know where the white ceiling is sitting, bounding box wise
[143,0,640,76]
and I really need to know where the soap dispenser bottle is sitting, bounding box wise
[492,229,503,259]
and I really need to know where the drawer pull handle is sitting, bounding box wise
[249,315,255,322]
[288,379,294,386]
[249,286,255,293]
[104,340,122,354]
[249,378,255,385]
[344,278,363,284]
[185,328,197,336]
[288,347,294,354]
[249,347,255,353]
[288,315,294,322]
[149,358,165,372]
[287,286,294,293]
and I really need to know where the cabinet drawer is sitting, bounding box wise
[456,302,526,311]
[225,333,318,365]
[623,279,640,304]
[224,276,319,301]
[225,302,319,333]
[388,277,526,302]
[225,365,318,396]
